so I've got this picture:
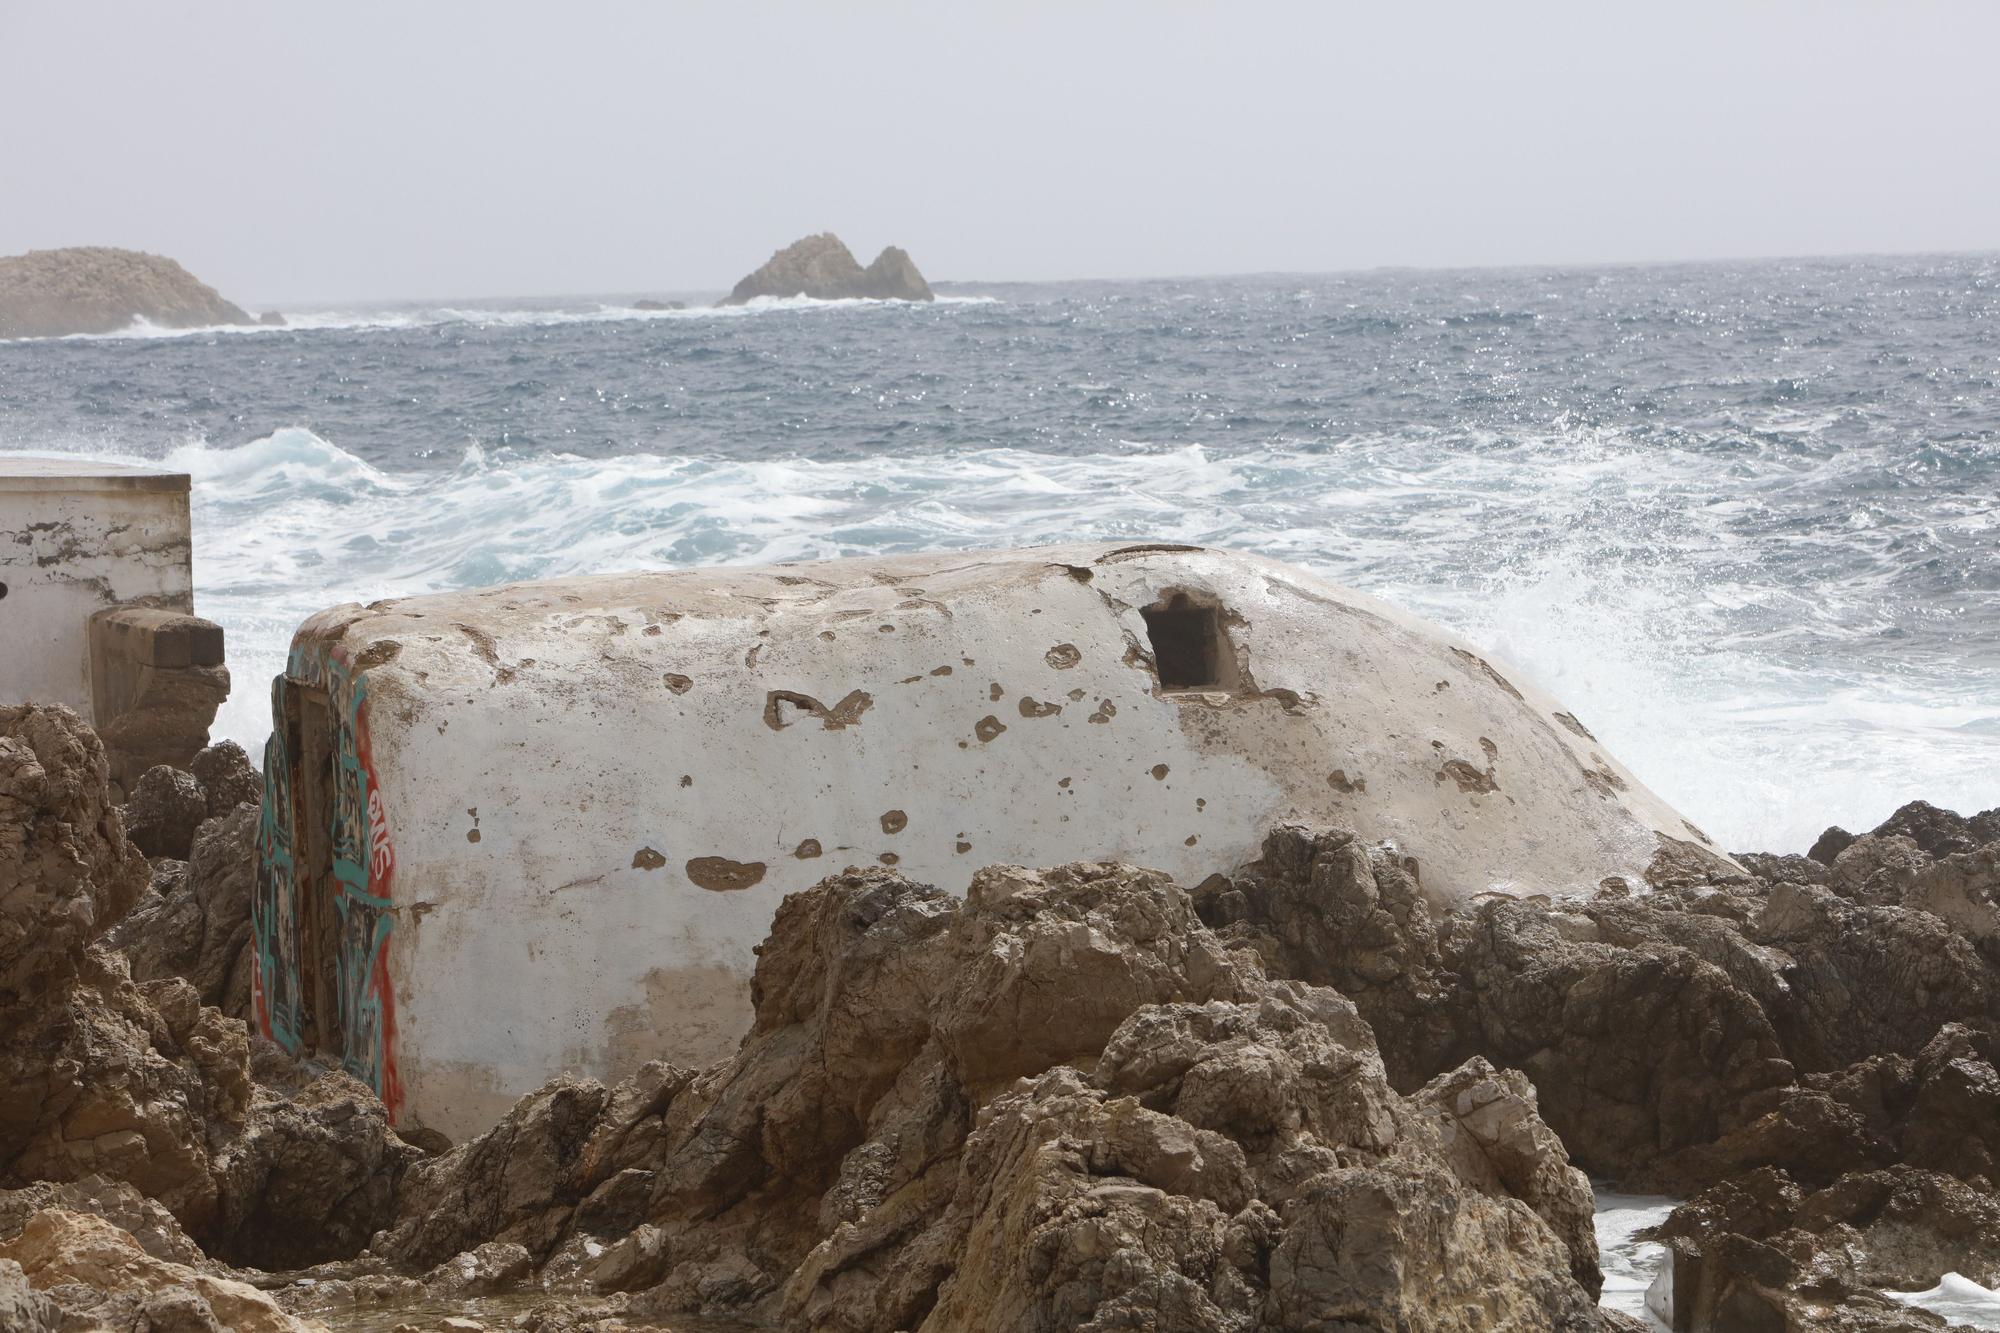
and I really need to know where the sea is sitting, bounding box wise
[2,253,1996,855]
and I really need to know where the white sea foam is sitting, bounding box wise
[1592,1189,1675,1328]
[1886,1274,2000,1328]
[17,426,1997,853]
[32,293,999,342]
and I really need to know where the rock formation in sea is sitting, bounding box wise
[721,232,935,305]
[0,247,253,338]
[3,698,1998,1330]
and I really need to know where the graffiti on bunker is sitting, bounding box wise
[252,643,403,1118]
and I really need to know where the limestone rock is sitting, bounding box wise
[0,1174,206,1266]
[1808,825,1857,865]
[1899,1023,2000,1184]
[1731,851,1828,886]
[1207,815,2000,1197]
[376,1073,647,1269]
[0,710,258,1230]
[1655,1165,2000,1331]
[1870,799,1995,859]
[858,246,933,301]
[721,233,934,305]
[189,740,262,820]
[0,1208,322,1332]
[108,804,260,1016]
[1198,825,1459,1080]
[1753,876,2000,1067]
[0,704,149,1007]
[423,1239,533,1298]
[208,1072,421,1270]
[1411,1057,1601,1295]
[0,246,252,338]
[0,953,251,1228]
[124,763,209,860]
[386,861,1607,1329]
[0,1259,62,1333]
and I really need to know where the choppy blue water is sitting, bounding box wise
[2,256,1995,850]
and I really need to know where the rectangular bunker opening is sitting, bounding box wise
[1141,592,1240,692]
[283,683,347,1061]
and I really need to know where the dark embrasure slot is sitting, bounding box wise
[1142,593,1233,690]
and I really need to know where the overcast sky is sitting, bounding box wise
[3,1,1997,305]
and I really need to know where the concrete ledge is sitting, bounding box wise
[91,606,225,668]
[0,458,191,495]
[89,604,228,787]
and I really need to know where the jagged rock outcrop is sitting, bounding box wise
[0,246,251,338]
[189,740,263,820]
[857,246,933,301]
[0,704,412,1271]
[1202,820,2000,1197]
[0,1209,320,1332]
[109,804,260,1016]
[0,1174,207,1267]
[1653,1165,2000,1331]
[0,1258,63,1333]
[381,862,1612,1329]
[721,233,935,305]
[123,740,261,863]
[0,953,253,1228]
[209,1072,422,1270]
[0,704,149,1007]
[123,763,210,860]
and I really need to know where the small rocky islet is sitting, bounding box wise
[3,699,1998,1331]
[719,233,934,305]
[0,247,265,339]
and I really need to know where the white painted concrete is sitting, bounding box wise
[0,460,194,716]
[272,543,1716,1139]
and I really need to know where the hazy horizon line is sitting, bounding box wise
[228,242,1999,312]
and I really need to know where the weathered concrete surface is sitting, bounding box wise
[0,461,196,715]
[0,461,226,785]
[262,542,1708,1139]
[90,605,230,786]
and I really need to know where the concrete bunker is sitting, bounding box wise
[0,458,229,788]
[252,542,1714,1140]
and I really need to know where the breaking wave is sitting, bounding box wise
[34,292,1000,341]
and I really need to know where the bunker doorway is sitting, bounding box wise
[1141,593,1241,692]
[284,683,348,1063]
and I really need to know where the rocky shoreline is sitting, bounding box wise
[2,700,1996,1331]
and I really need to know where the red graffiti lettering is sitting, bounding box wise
[367,788,395,879]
